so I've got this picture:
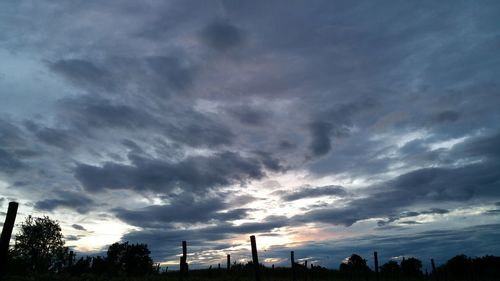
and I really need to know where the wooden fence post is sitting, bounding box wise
[272,264,275,281]
[250,235,261,281]
[291,251,296,281]
[182,241,187,272]
[305,260,309,281]
[310,263,314,281]
[374,251,379,281]
[0,202,19,278]
[431,259,439,281]
[227,254,231,273]
[179,256,185,281]
[181,240,188,277]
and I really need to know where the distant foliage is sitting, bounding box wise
[400,257,423,278]
[11,215,69,272]
[339,254,370,271]
[339,254,371,279]
[438,255,500,281]
[106,241,154,276]
[380,260,400,277]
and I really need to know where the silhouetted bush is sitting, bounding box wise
[106,242,154,276]
[436,255,500,281]
[339,254,371,280]
[400,257,422,278]
[380,260,400,280]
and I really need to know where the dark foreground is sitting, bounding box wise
[3,260,500,281]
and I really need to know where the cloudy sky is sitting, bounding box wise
[1,0,500,269]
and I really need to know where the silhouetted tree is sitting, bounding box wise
[11,216,69,272]
[400,257,422,278]
[340,254,371,280]
[471,255,500,280]
[380,260,400,278]
[70,256,92,275]
[91,256,108,275]
[443,255,472,281]
[106,241,153,275]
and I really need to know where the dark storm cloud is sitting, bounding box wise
[0,148,24,172]
[75,151,265,193]
[207,216,289,235]
[452,131,500,161]
[0,119,25,146]
[253,151,286,172]
[308,121,334,157]
[2,0,500,265]
[297,159,500,226]
[280,185,347,202]
[48,59,114,90]
[200,21,245,51]
[398,220,421,225]
[57,96,156,130]
[71,224,87,231]
[225,105,268,126]
[0,119,30,172]
[484,209,500,215]
[377,208,449,227]
[307,100,377,157]
[166,113,235,148]
[34,191,95,214]
[48,54,197,100]
[114,195,250,227]
[431,110,461,123]
[145,56,193,91]
[24,121,76,149]
[278,140,296,150]
[57,94,234,148]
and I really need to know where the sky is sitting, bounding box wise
[1,0,500,270]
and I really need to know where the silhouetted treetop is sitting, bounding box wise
[401,257,423,278]
[12,215,68,272]
[380,260,400,276]
[106,241,153,275]
[339,254,370,273]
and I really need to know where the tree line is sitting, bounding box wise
[5,215,154,277]
[3,215,500,280]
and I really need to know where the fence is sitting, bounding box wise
[1,201,445,281]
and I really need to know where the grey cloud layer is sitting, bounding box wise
[298,160,500,226]
[75,152,267,193]
[1,0,499,264]
[279,185,347,202]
